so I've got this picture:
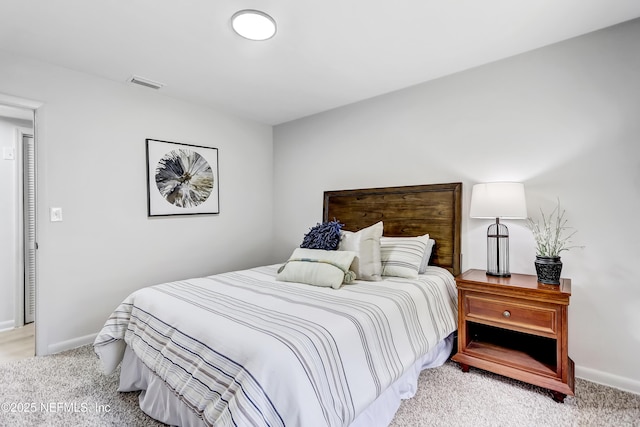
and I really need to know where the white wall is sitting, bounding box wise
[0,115,33,330]
[273,19,640,393]
[0,51,275,354]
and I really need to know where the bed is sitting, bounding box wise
[94,182,462,427]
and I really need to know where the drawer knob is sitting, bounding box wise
[503,310,511,318]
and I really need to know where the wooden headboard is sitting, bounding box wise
[323,183,462,276]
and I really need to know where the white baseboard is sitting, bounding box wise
[47,332,97,355]
[576,364,640,395]
[0,319,15,332]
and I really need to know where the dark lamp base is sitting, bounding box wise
[486,271,511,277]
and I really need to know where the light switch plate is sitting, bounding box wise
[50,207,63,222]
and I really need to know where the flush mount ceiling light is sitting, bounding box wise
[231,9,277,41]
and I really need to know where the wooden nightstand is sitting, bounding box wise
[451,269,575,402]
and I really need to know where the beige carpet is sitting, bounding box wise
[1,344,638,426]
[391,361,640,426]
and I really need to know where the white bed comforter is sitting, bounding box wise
[94,265,457,427]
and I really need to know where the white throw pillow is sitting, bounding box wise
[339,221,383,281]
[277,248,356,289]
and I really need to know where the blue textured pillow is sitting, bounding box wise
[300,219,344,250]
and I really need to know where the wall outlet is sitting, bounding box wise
[50,207,63,222]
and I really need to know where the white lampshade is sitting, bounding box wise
[470,182,527,219]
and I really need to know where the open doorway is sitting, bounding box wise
[0,103,36,363]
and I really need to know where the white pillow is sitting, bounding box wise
[277,248,356,289]
[419,238,436,274]
[380,235,428,279]
[339,221,383,281]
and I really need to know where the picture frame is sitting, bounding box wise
[146,139,219,216]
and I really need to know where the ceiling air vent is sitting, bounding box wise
[128,75,165,90]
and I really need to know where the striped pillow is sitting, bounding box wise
[380,236,428,279]
[419,238,436,274]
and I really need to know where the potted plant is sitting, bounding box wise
[527,199,583,285]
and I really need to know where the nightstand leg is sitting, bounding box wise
[551,391,566,403]
[459,363,470,373]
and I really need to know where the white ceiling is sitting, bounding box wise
[1,1,639,125]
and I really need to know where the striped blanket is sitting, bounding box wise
[94,265,457,427]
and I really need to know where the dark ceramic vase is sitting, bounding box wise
[534,255,562,285]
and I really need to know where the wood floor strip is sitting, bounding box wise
[0,323,35,364]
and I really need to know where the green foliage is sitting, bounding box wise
[527,199,583,257]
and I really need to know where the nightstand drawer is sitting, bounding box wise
[464,294,558,336]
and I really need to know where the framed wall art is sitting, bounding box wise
[146,139,219,216]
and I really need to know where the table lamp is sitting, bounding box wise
[470,182,527,277]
